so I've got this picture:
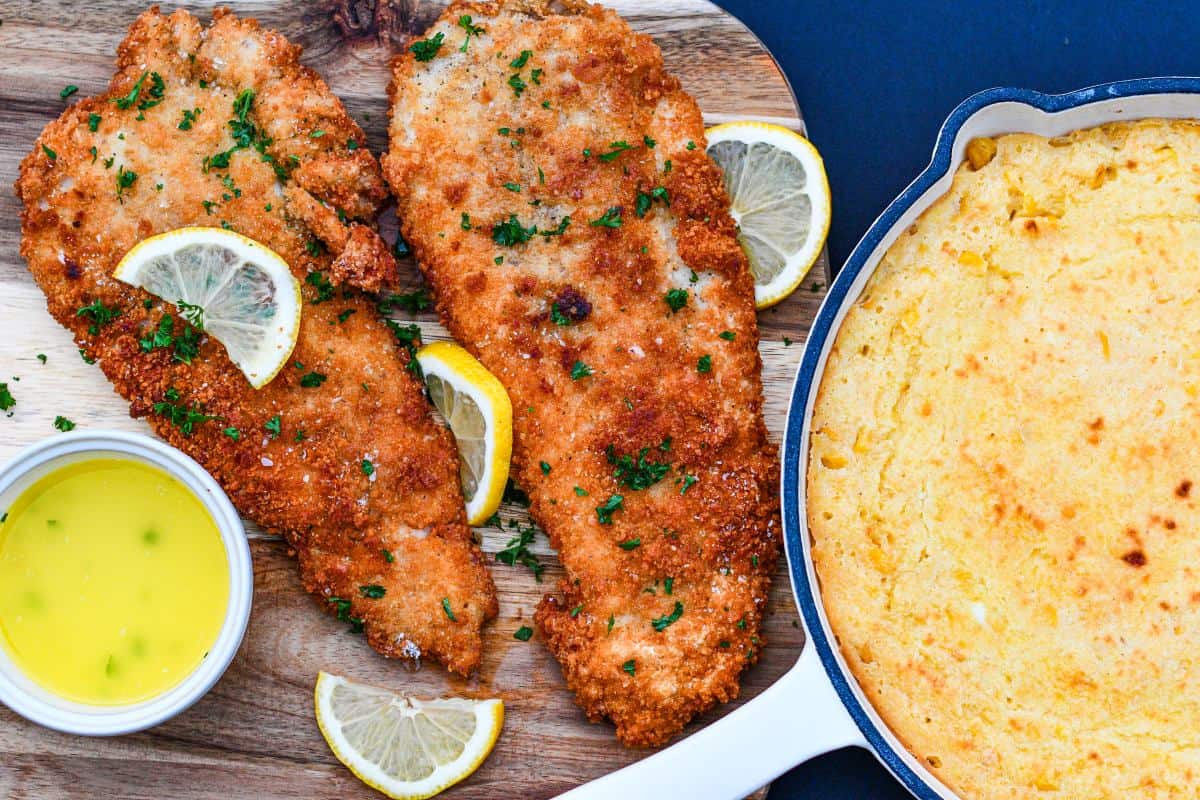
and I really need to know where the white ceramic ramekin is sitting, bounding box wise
[0,430,252,735]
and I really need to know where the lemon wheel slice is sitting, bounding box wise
[113,227,302,388]
[706,122,831,309]
[315,672,503,800]
[415,341,512,526]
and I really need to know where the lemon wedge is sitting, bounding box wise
[415,341,512,525]
[314,672,503,800]
[113,227,302,388]
[705,121,831,309]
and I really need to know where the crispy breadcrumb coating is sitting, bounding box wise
[16,6,497,675]
[385,0,779,744]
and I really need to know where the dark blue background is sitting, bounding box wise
[711,1,1200,797]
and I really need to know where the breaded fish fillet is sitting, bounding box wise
[385,0,780,744]
[15,6,497,675]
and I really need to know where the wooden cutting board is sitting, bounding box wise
[0,2,828,797]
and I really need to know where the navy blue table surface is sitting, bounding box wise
[710,1,1200,797]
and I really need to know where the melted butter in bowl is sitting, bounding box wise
[0,431,251,735]
[0,458,229,706]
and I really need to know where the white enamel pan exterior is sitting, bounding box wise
[557,78,1200,800]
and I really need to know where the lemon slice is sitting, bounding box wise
[705,122,831,309]
[315,672,503,800]
[415,341,512,525]
[113,227,302,388]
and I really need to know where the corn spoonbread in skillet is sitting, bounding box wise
[810,120,1200,797]
[15,7,497,675]
[384,0,780,746]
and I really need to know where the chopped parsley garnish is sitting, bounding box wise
[41,144,57,161]
[539,461,551,475]
[53,415,75,432]
[570,604,584,618]
[539,216,571,237]
[87,113,101,132]
[377,289,432,314]
[346,139,359,150]
[635,192,652,218]
[643,135,657,148]
[622,659,636,676]
[309,129,325,138]
[299,371,326,388]
[60,85,78,100]
[76,299,121,335]
[680,474,698,495]
[457,15,484,51]
[574,486,589,496]
[152,387,218,436]
[507,73,527,97]
[305,271,335,303]
[138,314,201,363]
[386,321,423,375]
[514,625,534,641]
[294,429,307,443]
[176,300,205,330]
[589,207,622,228]
[492,215,537,246]
[263,414,282,438]
[222,427,241,441]
[570,360,593,380]
[410,32,445,62]
[327,597,363,633]
[496,523,544,581]
[441,597,457,621]
[361,459,375,476]
[115,164,137,201]
[503,182,521,192]
[597,141,632,162]
[336,308,356,324]
[461,212,472,230]
[607,443,670,490]
[382,549,395,563]
[686,140,697,150]
[651,600,684,632]
[697,354,713,373]
[664,577,674,595]
[595,494,624,524]
[531,68,544,84]
[305,239,325,258]
[36,354,46,364]
[178,107,201,130]
[510,49,533,68]
[719,330,736,341]
[651,186,670,205]
[114,71,164,110]
[664,288,688,313]
[618,537,641,551]
[359,584,385,599]
[201,200,217,215]
[79,348,95,364]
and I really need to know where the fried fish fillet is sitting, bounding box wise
[385,0,780,744]
[15,7,496,675]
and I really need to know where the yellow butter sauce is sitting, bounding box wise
[0,458,229,705]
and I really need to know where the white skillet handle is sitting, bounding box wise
[555,643,867,799]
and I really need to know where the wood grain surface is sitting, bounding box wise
[0,1,827,797]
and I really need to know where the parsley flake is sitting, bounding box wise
[514,625,534,641]
[41,144,57,161]
[457,15,484,51]
[264,414,282,438]
[87,113,101,132]
[719,330,736,341]
[410,31,445,62]
[222,427,241,441]
[507,73,527,97]
[60,85,78,100]
[76,299,121,335]
[589,207,622,228]
[359,584,385,599]
[570,360,593,380]
[622,659,636,676]
[441,597,457,621]
[361,459,375,477]
[597,141,632,162]
[492,215,537,246]
[595,494,624,524]
[651,600,684,632]
[618,537,641,551]
[300,371,326,388]
[697,354,713,373]
[664,288,688,313]
[53,415,75,432]
[607,443,670,490]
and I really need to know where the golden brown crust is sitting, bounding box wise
[15,6,496,675]
[811,119,1200,797]
[386,0,779,745]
